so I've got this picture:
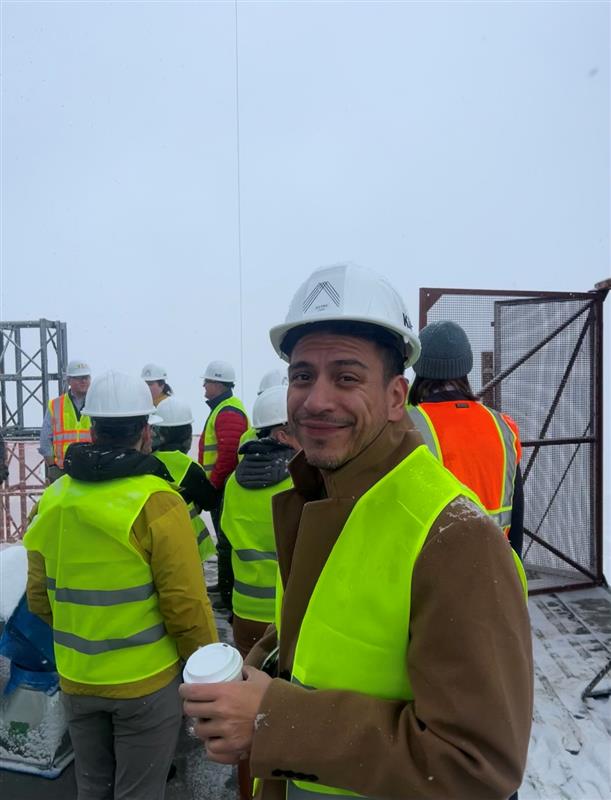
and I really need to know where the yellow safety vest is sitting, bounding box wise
[200,396,248,477]
[237,426,258,461]
[221,473,291,622]
[153,449,216,562]
[23,474,180,686]
[49,394,91,468]
[275,446,527,800]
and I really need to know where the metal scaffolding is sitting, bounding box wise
[0,319,68,540]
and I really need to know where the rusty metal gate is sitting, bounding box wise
[419,286,608,594]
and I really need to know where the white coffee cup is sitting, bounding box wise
[183,642,244,684]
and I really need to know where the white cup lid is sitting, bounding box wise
[183,643,243,683]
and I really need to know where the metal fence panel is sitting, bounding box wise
[419,288,604,594]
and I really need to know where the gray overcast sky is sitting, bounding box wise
[1,1,609,419]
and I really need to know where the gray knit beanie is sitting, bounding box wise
[413,321,473,379]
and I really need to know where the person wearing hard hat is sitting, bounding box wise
[181,263,533,800]
[222,383,299,658]
[152,396,220,563]
[39,359,92,483]
[141,362,173,406]
[24,371,217,800]
[198,360,249,611]
[238,366,289,451]
[408,320,524,559]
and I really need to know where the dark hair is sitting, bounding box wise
[282,321,405,384]
[91,417,148,448]
[160,381,173,396]
[158,424,193,454]
[409,376,477,405]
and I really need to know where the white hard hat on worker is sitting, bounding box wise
[269,262,420,367]
[141,363,167,382]
[155,397,194,427]
[202,361,235,384]
[270,263,417,471]
[82,371,161,423]
[252,385,288,431]
[66,360,92,378]
[258,368,288,395]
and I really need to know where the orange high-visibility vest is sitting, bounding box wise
[49,394,91,468]
[408,401,521,535]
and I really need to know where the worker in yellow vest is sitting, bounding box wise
[152,396,220,563]
[25,370,217,800]
[39,359,92,482]
[197,360,249,611]
[222,383,299,658]
[181,263,533,800]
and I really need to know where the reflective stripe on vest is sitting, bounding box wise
[408,402,520,536]
[222,470,290,623]
[49,394,91,468]
[200,396,248,475]
[23,474,179,685]
[277,447,527,799]
[154,449,217,562]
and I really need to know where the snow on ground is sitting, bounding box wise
[522,589,611,799]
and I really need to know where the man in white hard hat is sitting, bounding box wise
[24,371,217,800]
[141,362,173,406]
[238,366,289,451]
[39,359,92,483]
[198,360,249,611]
[181,263,533,800]
[222,383,299,658]
[152,396,220,563]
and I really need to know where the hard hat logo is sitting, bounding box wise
[269,262,422,368]
[303,281,341,313]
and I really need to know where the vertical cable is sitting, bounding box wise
[234,0,244,390]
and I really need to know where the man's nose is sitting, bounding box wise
[301,376,335,415]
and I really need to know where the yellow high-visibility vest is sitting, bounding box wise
[153,449,216,562]
[200,396,248,477]
[222,472,291,622]
[24,474,180,685]
[275,447,527,800]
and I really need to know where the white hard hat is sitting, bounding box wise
[252,385,288,430]
[269,262,421,367]
[202,360,236,383]
[155,397,194,427]
[82,370,161,421]
[257,368,288,395]
[141,363,167,381]
[66,360,91,377]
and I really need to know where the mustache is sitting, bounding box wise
[293,413,355,427]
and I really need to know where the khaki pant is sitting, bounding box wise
[62,675,182,800]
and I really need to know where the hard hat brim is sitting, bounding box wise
[269,316,421,368]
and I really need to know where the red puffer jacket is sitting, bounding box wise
[198,406,248,490]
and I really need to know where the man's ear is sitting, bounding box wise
[140,424,153,454]
[387,375,408,422]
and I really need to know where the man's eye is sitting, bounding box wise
[290,373,311,383]
[338,374,359,383]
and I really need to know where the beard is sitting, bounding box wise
[303,451,347,471]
